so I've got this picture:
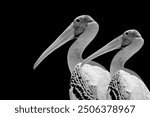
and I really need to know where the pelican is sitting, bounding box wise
[33,15,150,100]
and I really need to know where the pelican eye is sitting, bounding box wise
[121,30,141,48]
[73,15,94,38]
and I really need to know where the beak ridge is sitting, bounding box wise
[81,35,123,66]
[33,24,74,69]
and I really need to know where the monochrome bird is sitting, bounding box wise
[33,15,150,100]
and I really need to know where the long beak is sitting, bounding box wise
[33,23,74,69]
[81,35,123,66]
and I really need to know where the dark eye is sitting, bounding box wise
[124,30,141,38]
[74,15,94,24]
[121,30,140,48]
[124,31,129,36]
[73,15,94,37]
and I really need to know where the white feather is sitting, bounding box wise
[81,64,110,97]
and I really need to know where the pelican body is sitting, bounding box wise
[33,15,150,100]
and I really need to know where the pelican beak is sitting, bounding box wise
[33,23,74,69]
[81,29,143,66]
[81,35,123,66]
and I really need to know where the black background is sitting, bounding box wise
[2,1,149,99]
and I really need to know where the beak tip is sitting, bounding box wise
[33,64,37,70]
